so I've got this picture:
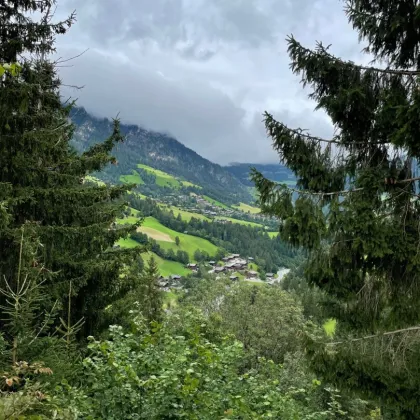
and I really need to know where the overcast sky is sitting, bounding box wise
[55,0,367,164]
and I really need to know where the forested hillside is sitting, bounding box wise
[2,0,419,419]
[70,107,253,205]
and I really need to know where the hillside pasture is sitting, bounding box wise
[140,217,218,260]
[215,216,263,228]
[120,170,144,185]
[233,202,260,214]
[138,226,174,242]
[143,252,190,277]
[158,204,210,222]
[203,195,230,209]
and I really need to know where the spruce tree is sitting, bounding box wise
[0,1,140,336]
[141,256,162,322]
[252,0,420,418]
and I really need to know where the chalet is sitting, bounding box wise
[209,261,216,266]
[222,257,230,262]
[266,273,274,278]
[233,263,243,270]
[248,257,254,261]
[230,275,239,281]
[214,266,225,273]
[232,254,240,258]
[171,275,182,281]
[247,270,258,278]
[186,263,198,270]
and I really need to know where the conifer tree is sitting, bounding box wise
[0,1,140,335]
[140,256,162,322]
[252,0,420,418]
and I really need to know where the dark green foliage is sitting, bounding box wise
[252,0,420,417]
[0,0,140,336]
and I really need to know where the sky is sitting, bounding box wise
[54,0,368,165]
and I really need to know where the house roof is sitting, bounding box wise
[266,273,274,277]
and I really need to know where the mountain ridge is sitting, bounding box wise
[70,106,253,204]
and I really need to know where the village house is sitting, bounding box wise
[230,274,239,281]
[247,270,258,278]
[186,263,198,271]
[214,266,225,273]
[171,274,182,281]
[266,273,274,278]
[208,261,216,266]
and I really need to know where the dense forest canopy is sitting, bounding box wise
[253,0,420,418]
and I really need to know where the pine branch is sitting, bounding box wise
[288,35,420,77]
[253,168,420,199]
[264,112,390,146]
[327,325,420,346]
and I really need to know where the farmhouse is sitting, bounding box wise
[171,275,182,281]
[247,270,258,278]
[214,266,225,273]
[266,273,274,278]
[208,261,216,266]
[186,263,198,271]
[230,275,239,281]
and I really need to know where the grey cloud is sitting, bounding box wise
[56,0,366,164]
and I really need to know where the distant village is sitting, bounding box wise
[157,253,288,292]
[157,193,276,227]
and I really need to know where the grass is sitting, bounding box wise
[138,164,181,188]
[181,180,202,189]
[139,217,218,260]
[117,237,141,248]
[163,290,179,309]
[233,202,260,214]
[215,216,263,228]
[143,251,190,277]
[203,195,230,210]
[85,175,106,186]
[248,262,259,271]
[267,231,279,238]
[116,215,140,225]
[120,170,144,185]
[158,204,210,222]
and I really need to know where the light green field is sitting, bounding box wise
[117,237,141,248]
[233,202,260,214]
[120,170,144,185]
[203,195,230,209]
[117,215,141,225]
[85,176,106,186]
[143,252,190,277]
[267,231,279,238]
[139,217,218,260]
[158,204,210,222]
[181,180,202,189]
[163,290,179,309]
[248,262,259,271]
[137,164,201,190]
[138,164,181,188]
[215,216,263,228]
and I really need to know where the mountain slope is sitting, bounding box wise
[224,163,296,187]
[70,107,252,204]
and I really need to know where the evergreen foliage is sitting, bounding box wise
[0,0,140,336]
[252,0,420,417]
